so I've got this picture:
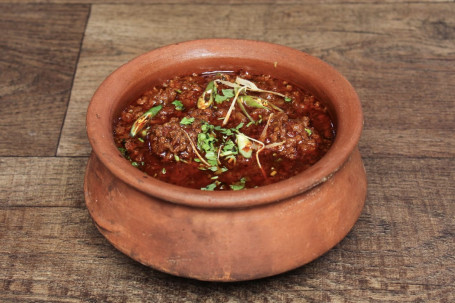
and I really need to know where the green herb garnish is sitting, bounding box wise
[172,100,184,111]
[204,151,218,167]
[230,177,246,190]
[215,89,235,103]
[220,139,238,163]
[197,133,216,154]
[214,125,235,136]
[180,117,195,125]
[130,105,162,137]
[284,97,292,102]
[197,81,217,109]
[257,115,263,124]
[201,182,218,191]
[236,133,253,158]
[118,147,127,157]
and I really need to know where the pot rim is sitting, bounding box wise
[86,38,363,209]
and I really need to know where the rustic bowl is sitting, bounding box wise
[85,39,366,282]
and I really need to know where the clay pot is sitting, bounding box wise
[85,39,366,281]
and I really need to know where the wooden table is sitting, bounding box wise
[1,1,454,301]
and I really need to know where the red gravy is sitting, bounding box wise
[113,71,335,190]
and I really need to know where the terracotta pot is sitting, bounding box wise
[85,39,366,282]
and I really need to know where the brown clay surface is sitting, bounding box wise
[83,39,365,280]
[85,148,366,281]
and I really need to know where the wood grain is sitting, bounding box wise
[57,3,455,158]
[2,1,454,302]
[360,129,455,158]
[1,156,453,301]
[0,0,449,4]
[0,4,89,156]
[0,157,87,208]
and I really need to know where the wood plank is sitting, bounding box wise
[1,156,453,301]
[0,0,448,4]
[360,129,455,158]
[0,157,87,208]
[57,3,455,158]
[0,4,89,156]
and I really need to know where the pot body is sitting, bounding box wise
[85,39,367,281]
[85,148,366,281]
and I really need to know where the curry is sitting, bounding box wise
[113,71,335,190]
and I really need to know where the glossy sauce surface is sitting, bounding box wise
[113,71,335,190]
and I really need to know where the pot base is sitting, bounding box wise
[84,148,366,281]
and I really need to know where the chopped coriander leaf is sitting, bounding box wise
[222,89,235,97]
[214,89,235,103]
[205,151,217,161]
[118,147,127,156]
[131,162,139,167]
[230,184,244,190]
[236,122,244,130]
[172,100,184,110]
[201,182,218,191]
[214,95,227,103]
[221,140,238,158]
[224,139,236,150]
[161,168,166,174]
[180,117,195,125]
[230,177,246,190]
[205,151,218,167]
[246,121,254,127]
[284,97,292,102]
[198,133,217,154]
[305,128,312,136]
[207,160,218,168]
[208,166,218,172]
[214,125,235,136]
[201,122,214,133]
[137,137,144,143]
[197,123,218,155]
